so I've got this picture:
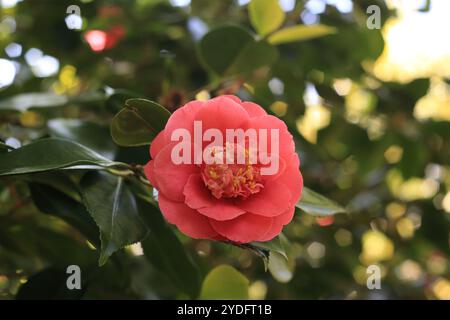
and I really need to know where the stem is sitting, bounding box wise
[106,167,135,177]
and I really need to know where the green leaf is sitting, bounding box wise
[26,172,80,201]
[105,88,141,112]
[296,187,346,216]
[80,171,148,266]
[0,138,119,176]
[198,25,252,75]
[110,98,170,147]
[251,233,289,259]
[138,198,201,298]
[249,0,285,36]
[227,40,278,76]
[48,119,116,159]
[198,25,278,76]
[253,236,295,283]
[29,182,100,246]
[200,265,249,300]
[268,24,337,45]
[240,234,291,270]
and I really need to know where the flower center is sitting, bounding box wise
[202,162,264,199]
[201,144,263,199]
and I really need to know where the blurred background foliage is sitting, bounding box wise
[0,0,449,300]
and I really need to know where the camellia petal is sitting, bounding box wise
[152,143,198,201]
[276,153,303,204]
[183,174,246,221]
[150,130,167,159]
[258,206,295,242]
[194,96,249,133]
[209,213,274,243]
[144,160,158,189]
[241,101,267,118]
[158,194,220,239]
[218,94,242,104]
[258,152,286,182]
[245,115,295,160]
[164,100,205,142]
[237,181,292,217]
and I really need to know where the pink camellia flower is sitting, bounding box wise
[144,95,303,243]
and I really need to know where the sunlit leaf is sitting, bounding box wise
[268,24,337,45]
[296,187,346,216]
[249,0,285,36]
[200,265,249,300]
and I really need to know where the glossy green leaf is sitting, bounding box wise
[198,25,278,76]
[80,171,148,266]
[110,98,170,147]
[26,172,81,201]
[296,187,346,216]
[0,138,119,176]
[48,119,116,159]
[138,198,201,298]
[249,0,285,36]
[200,265,249,300]
[268,24,337,45]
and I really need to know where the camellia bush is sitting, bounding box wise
[0,0,449,300]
